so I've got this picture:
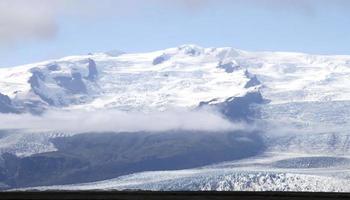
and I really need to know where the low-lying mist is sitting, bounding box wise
[0,108,246,133]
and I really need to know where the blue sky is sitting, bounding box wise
[1,0,350,67]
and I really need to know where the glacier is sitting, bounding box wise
[1,44,350,113]
[21,153,350,192]
[1,44,350,191]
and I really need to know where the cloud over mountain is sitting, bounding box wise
[0,108,241,133]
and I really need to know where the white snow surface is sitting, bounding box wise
[0,45,255,111]
[2,44,350,112]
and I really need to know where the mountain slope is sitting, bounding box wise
[0,45,260,114]
[1,45,350,191]
[1,44,350,114]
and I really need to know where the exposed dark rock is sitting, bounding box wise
[46,63,60,71]
[153,54,169,65]
[28,69,56,106]
[0,93,18,113]
[178,45,202,56]
[245,76,261,88]
[86,59,98,81]
[199,91,265,122]
[55,73,87,94]
[217,61,241,73]
[0,131,264,189]
[244,70,261,88]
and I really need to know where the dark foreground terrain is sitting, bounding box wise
[1,191,350,200]
[0,131,264,189]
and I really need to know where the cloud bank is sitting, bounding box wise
[0,0,61,45]
[0,109,243,133]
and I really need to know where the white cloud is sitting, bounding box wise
[0,108,244,133]
[0,0,62,45]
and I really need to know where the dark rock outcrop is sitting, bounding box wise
[199,91,265,122]
[0,131,264,189]
[46,63,60,71]
[29,62,92,107]
[178,45,202,56]
[244,70,261,88]
[153,54,169,65]
[217,61,241,73]
[245,75,261,88]
[55,73,87,94]
[86,59,98,81]
[0,93,18,113]
[28,69,56,106]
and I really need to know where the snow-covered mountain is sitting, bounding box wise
[2,44,350,114]
[0,45,260,113]
[1,44,350,191]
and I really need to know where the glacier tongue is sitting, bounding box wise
[24,153,350,192]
